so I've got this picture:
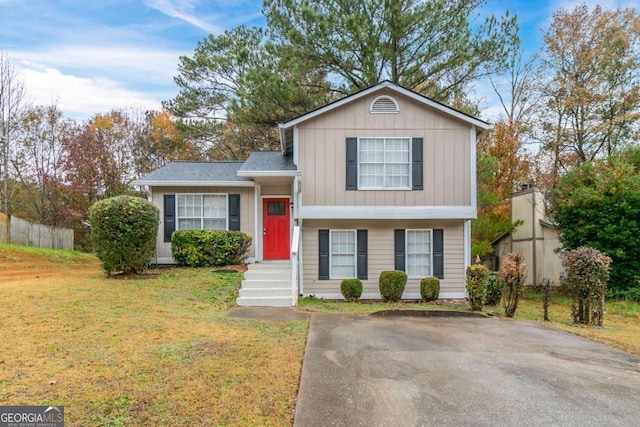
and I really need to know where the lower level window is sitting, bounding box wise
[177,194,227,230]
[406,229,432,277]
[330,230,356,279]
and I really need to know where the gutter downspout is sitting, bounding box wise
[532,190,537,286]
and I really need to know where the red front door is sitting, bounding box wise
[263,198,290,260]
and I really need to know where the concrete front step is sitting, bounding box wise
[241,280,291,290]
[236,261,294,307]
[247,261,291,270]
[235,296,292,307]
[238,287,291,298]
[243,270,291,281]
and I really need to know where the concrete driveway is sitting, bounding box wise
[294,313,640,426]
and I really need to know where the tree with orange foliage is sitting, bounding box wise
[473,39,534,258]
[537,4,640,188]
[474,121,532,257]
[132,109,201,175]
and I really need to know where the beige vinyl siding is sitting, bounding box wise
[297,90,472,207]
[151,186,255,259]
[260,184,292,196]
[301,219,466,298]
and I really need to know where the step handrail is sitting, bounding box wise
[290,226,300,306]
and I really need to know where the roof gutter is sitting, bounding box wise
[131,180,255,187]
[236,170,301,178]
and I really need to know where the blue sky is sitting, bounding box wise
[0,0,635,120]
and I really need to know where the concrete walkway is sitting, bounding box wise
[225,306,311,321]
[294,313,640,427]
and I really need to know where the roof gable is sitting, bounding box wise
[280,80,490,131]
[278,80,491,153]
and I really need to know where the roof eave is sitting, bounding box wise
[236,171,300,178]
[279,126,287,153]
[132,180,255,187]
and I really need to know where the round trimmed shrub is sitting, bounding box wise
[379,270,407,302]
[484,273,502,306]
[561,246,610,326]
[420,277,440,302]
[340,279,363,302]
[89,195,159,276]
[466,264,489,311]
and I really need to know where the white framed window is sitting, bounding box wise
[406,229,432,277]
[177,194,228,230]
[330,230,357,279]
[358,137,411,189]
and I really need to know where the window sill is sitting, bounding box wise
[358,187,412,191]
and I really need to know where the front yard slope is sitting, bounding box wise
[0,244,307,426]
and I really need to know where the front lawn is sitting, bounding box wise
[0,245,307,426]
[509,288,640,356]
[2,243,639,426]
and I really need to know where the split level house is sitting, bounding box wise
[134,81,491,306]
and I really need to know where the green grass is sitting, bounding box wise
[486,288,640,355]
[0,243,95,265]
[0,245,308,426]
[298,296,469,314]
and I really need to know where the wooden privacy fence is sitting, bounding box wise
[0,212,74,250]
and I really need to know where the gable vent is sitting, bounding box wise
[370,96,399,114]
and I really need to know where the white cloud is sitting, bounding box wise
[12,45,183,86]
[143,0,223,34]
[8,42,184,119]
[19,67,164,120]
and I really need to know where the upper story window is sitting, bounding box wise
[177,194,227,230]
[359,137,411,189]
[346,137,422,191]
[370,96,399,114]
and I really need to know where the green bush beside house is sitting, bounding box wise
[89,195,159,276]
[171,230,252,267]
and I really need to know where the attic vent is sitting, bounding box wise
[370,96,399,114]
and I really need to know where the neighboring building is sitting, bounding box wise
[491,186,563,286]
[134,81,491,305]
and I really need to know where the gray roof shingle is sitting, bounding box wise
[239,151,297,172]
[134,161,252,184]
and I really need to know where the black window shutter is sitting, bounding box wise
[412,137,423,190]
[228,194,240,231]
[163,194,175,242]
[433,229,444,279]
[319,230,330,280]
[357,230,368,280]
[394,229,405,271]
[346,137,358,190]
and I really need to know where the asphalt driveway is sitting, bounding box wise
[294,313,640,426]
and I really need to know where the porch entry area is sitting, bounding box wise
[262,197,290,260]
